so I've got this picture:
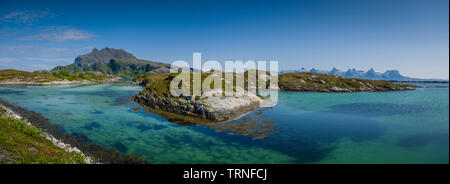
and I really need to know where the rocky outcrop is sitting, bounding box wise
[0,69,119,86]
[133,90,262,122]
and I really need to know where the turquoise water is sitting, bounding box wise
[0,82,448,163]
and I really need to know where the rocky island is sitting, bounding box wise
[0,103,92,164]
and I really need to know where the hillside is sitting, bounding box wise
[51,47,170,77]
[0,69,116,85]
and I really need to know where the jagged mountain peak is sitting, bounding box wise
[74,47,137,67]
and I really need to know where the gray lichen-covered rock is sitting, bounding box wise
[133,90,262,122]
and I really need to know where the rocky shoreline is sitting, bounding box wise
[0,103,94,164]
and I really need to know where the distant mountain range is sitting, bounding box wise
[51,47,170,77]
[279,67,445,81]
[52,48,445,81]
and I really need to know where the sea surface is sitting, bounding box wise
[0,82,448,163]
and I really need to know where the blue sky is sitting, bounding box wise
[0,0,448,79]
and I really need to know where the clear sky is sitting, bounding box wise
[0,0,448,79]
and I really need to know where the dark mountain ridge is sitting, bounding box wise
[52,47,170,77]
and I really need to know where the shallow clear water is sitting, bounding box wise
[0,82,448,163]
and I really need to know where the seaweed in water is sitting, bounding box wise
[127,137,137,141]
[84,122,102,130]
[71,132,91,142]
[113,141,128,153]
